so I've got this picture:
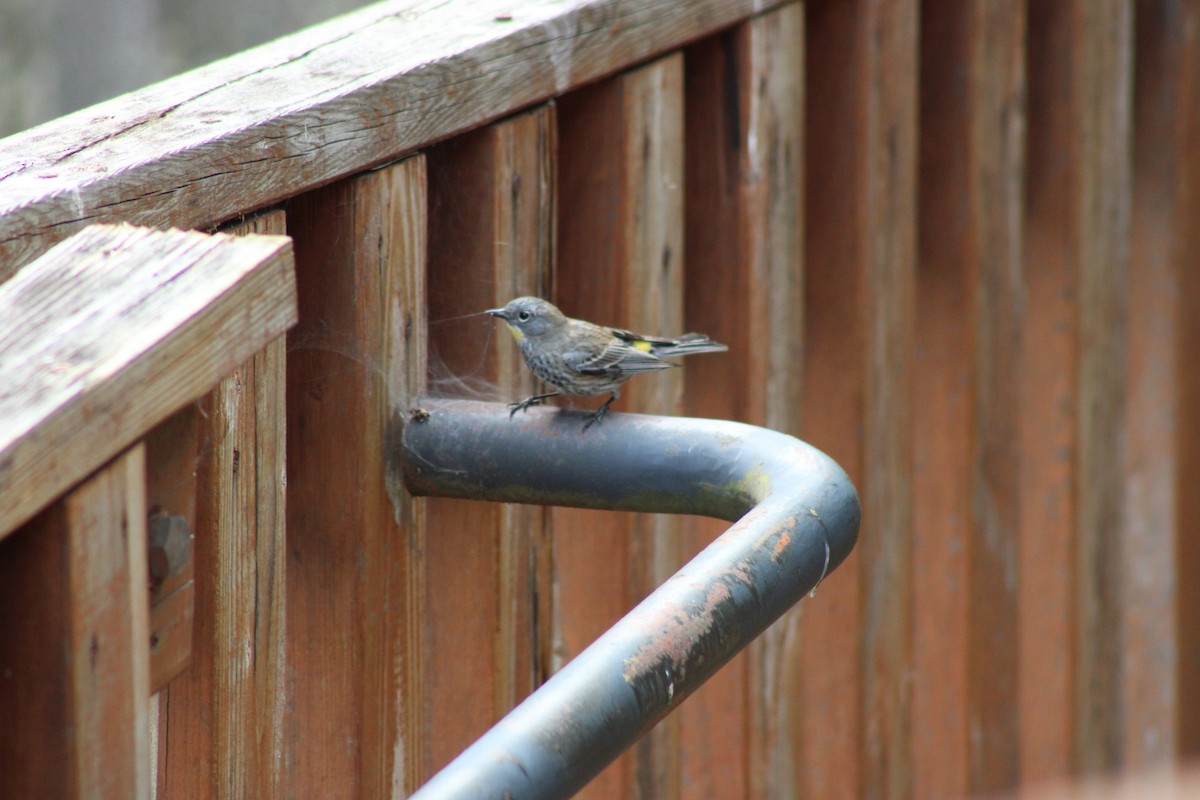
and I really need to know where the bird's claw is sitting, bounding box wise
[508,397,540,417]
[580,395,616,431]
[507,392,558,418]
[580,406,608,431]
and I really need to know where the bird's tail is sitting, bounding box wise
[649,333,728,359]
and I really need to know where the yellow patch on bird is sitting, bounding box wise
[632,340,653,352]
[506,324,525,342]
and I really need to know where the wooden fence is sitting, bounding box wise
[1,0,1198,797]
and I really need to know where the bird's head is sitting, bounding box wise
[486,297,564,341]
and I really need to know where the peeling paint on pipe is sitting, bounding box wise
[401,399,860,800]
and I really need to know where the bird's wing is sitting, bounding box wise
[611,327,727,357]
[564,340,673,376]
[609,327,677,348]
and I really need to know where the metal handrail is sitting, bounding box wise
[401,399,860,799]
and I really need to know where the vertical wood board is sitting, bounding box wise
[914,1,1025,795]
[0,447,151,800]
[681,6,806,796]
[554,54,686,800]
[423,105,555,780]
[155,209,290,799]
[284,157,428,798]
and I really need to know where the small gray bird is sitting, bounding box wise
[487,296,728,430]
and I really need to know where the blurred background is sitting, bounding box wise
[0,0,363,137]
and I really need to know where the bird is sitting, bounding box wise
[487,296,728,430]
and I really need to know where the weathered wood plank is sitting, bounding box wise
[620,56,686,800]
[154,210,289,799]
[801,6,866,794]
[146,556,195,691]
[681,5,805,797]
[284,156,427,798]
[0,223,297,540]
[1073,2,1132,773]
[423,106,554,780]
[1163,0,1200,760]
[1020,3,1082,779]
[144,409,202,693]
[803,0,917,797]
[1179,195,1200,748]
[914,4,975,776]
[553,53,686,799]
[914,1,1025,795]
[201,336,288,799]
[0,0,793,278]
[388,162,431,799]
[1124,0,1200,768]
[0,446,151,799]
[143,408,202,796]
[232,213,289,800]
[250,335,288,797]
[1022,0,1132,779]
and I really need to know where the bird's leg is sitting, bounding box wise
[508,391,560,417]
[582,391,618,431]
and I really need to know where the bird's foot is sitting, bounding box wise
[581,394,617,432]
[508,392,559,418]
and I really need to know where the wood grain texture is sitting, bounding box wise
[284,156,427,798]
[681,6,805,796]
[554,54,685,800]
[146,564,195,691]
[0,446,151,800]
[1022,0,1132,780]
[1073,2,1132,774]
[914,1,1025,796]
[143,407,204,794]
[804,0,917,797]
[1123,0,1200,767]
[0,0,794,278]
[1167,0,1200,761]
[1021,2,1082,779]
[155,210,289,799]
[144,409,202,693]
[0,223,297,540]
[232,215,289,800]
[424,106,554,780]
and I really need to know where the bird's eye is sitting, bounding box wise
[517,311,531,322]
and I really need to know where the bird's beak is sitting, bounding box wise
[486,308,507,319]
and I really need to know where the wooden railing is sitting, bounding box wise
[0,223,296,798]
[1,0,1198,797]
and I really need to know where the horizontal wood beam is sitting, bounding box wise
[0,224,297,539]
[0,0,787,278]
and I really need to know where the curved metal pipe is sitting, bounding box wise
[401,399,860,799]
